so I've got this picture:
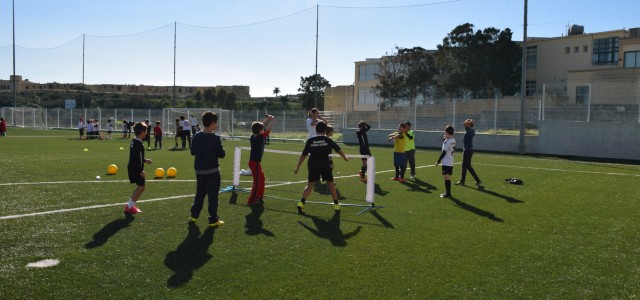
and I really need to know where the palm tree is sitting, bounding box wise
[273,87,280,98]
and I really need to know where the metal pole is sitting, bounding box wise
[173,22,177,108]
[452,98,456,127]
[494,96,498,134]
[587,83,592,122]
[519,0,528,154]
[542,83,546,120]
[82,34,85,110]
[12,0,17,124]
[314,5,319,108]
[57,108,60,128]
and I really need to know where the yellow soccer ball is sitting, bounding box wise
[155,168,166,179]
[167,167,177,178]
[107,164,118,175]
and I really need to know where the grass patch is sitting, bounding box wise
[1,128,639,298]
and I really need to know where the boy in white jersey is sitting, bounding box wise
[435,125,455,198]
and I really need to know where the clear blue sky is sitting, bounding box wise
[1,0,638,97]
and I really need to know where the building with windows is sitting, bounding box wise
[526,26,640,105]
[353,58,383,111]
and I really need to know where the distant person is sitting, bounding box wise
[435,125,456,198]
[86,119,94,140]
[143,119,151,149]
[180,116,191,149]
[457,119,482,186]
[125,122,153,214]
[173,118,182,149]
[106,119,114,139]
[153,121,163,149]
[121,120,128,139]
[247,115,274,206]
[404,121,416,179]
[388,123,407,182]
[305,108,327,139]
[0,117,7,137]
[189,111,226,227]
[356,120,372,182]
[189,114,198,135]
[78,118,85,140]
[127,121,134,139]
[294,121,349,214]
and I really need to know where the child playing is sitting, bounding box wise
[143,120,151,149]
[247,115,274,206]
[435,125,456,198]
[404,121,416,178]
[125,122,153,214]
[180,116,191,149]
[0,117,7,137]
[294,121,349,214]
[106,119,113,139]
[388,123,407,182]
[173,118,182,149]
[189,111,226,227]
[154,121,163,149]
[78,118,85,140]
[457,119,482,186]
[121,120,128,139]
[86,119,95,140]
[356,120,371,182]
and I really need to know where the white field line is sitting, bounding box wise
[2,162,636,220]
[476,163,640,177]
[0,179,247,187]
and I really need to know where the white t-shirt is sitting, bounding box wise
[189,116,198,127]
[441,137,456,166]
[78,121,84,130]
[306,118,315,139]
[181,120,191,131]
[107,123,113,131]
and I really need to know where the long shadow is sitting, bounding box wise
[475,186,524,203]
[374,183,388,196]
[164,223,216,288]
[298,212,362,247]
[401,178,436,193]
[448,196,504,222]
[370,210,395,228]
[245,205,275,237]
[313,181,346,200]
[228,191,238,205]
[84,215,134,249]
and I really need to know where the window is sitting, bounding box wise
[574,46,579,53]
[358,63,380,81]
[358,88,376,106]
[576,86,589,105]
[592,37,619,65]
[525,81,536,96]
[526,46,537,70]
[565,47,570,54]
[624,51,640,68]
[583,45,588,52]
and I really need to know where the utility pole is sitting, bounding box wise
[519,0,528,154]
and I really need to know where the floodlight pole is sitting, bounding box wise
[519,0,528,154]
[314,5,319,108]
[82,34,85,110]
[173,22,177,108]
[12,0,17,120]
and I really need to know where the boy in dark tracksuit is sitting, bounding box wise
[356,121,371,182]
[125,122,153,214]
[456,119,482,186]
[189,111,226,227]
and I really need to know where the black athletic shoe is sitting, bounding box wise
[475,180,483,186]
[439,193,451,198]
[455,181,465,186]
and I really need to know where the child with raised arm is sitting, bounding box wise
[247,115,274,206]
[294,121,349,214]
[435,125,456,198]
[189,111,226,227]
[356,120,372,182]
[125,122,153,214]
[404,121,416,178]
[388,123,407,182]
[305,108,327,139]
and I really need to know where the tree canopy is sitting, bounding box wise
[298,74,331,110]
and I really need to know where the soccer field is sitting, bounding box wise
[1,128,639,299]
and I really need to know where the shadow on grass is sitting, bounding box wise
[84,214,134,249]
[401,177,437,193]
[228,191,238,205]
[168,147,188,152]
[245,205,275,237]
[313,181,347,200]
[298,211,362,247]
[447,196,504,222]
[369,210,395,228]
[475,186,524,203]
[374,183,388,196]
[164,223,216,288]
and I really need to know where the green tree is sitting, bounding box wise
[374,46,438,107]
[203,88,217,107]
[279,94,289,109]
[298,74,331,110]
[194,90,203,102]
[436,23,521,98]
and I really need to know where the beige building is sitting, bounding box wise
[526,26,640,105]
[0,75,251,99]
[353,58,382,112]
[324,85,354,113]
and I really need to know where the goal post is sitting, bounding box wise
[231,146,376,205]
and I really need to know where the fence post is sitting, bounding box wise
[494,97,498,134]
[542,83,546,121]
[283,110,286,135]
[33,107,36,127]
[231,109,234,136]
[70,109,73,129]
[57,108,60,128]
[452,98,456,127]
[587,83,592,122]
[130,108,133,123]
